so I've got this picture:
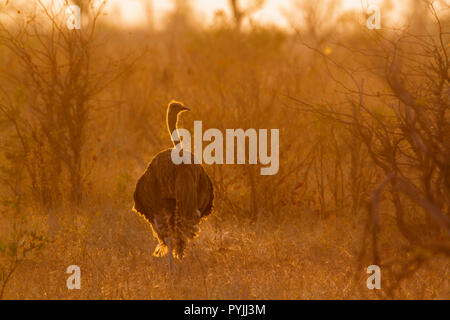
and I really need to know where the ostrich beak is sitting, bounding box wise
[181,106,190,112]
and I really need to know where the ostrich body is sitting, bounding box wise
[133,101,214,270]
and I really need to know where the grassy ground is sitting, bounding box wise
[3,206,448,300]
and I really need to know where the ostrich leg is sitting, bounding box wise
[167,241,175,271]
[167,240,175,286]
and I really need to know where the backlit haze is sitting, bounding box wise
[32,0,406,29]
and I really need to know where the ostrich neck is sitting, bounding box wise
[167,111,180,147]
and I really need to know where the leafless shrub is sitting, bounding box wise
[286,0,449,295]
[0,0,120,210]
[228,0,266,30]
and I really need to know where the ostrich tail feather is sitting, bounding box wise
[153,243,168,257]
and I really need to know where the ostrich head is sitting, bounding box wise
[168,101,190,116]
[167,100,190,146]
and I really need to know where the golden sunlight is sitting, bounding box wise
[97,0,396,29]
[1,0,448,303]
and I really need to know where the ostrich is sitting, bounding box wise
[133,101,214,272]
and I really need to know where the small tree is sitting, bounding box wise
[228,0,265,30]
[0,0,116,209]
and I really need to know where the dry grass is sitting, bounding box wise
[2,205,448,300]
